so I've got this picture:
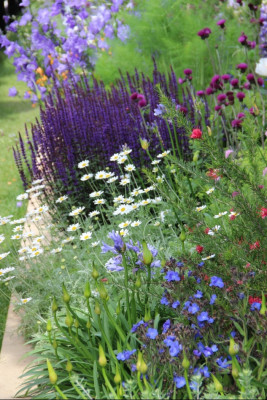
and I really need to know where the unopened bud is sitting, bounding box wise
[52,337,57,350]
[212,374,223,393]
[46,319,52,332]
[116,300,121,315]
[62,283,70,304]
[182,351,190,370]
[47,359,57,385]
[84,281,91,298]
[207,126,212,136]
[66,359,73,373]
[144,306,151,322]
[74,319,79,329]
[193,150,200,163]
[180,230,186,243]
[98,344,107,367]
[140,137,149,150]
[136,351,142,371]
[65,310,73,328]
[86,320,92,330]
[229,337,239,356]
[114,365,121,384]
[92,265,99,280]
[52,297,58,313]
[94,300,101,315]
[139,359,148,374]
[142,241,153,265]
[135,273,141,289]
[99,282,108,301]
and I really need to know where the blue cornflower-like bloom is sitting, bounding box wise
[194,291,203,299]
[131,320,144,333]
[102,230,125,254]
[210,276,224,288]
[210,294,217,304]
[173,376,186,388]
[183,300,191,310]
[169,340,182,357]
[216,357,231,369]
[164,270,180,282]
[198,261,205,267]
[201,366,210,378]
[131,364,137,372]
[230,331,236,338]
[251,302,261,311]
[197,311,209,322]
[146,328,158,339]
[117,349,136,361]
[154,103,166,116]
[172,300,180,309]
[163,335,176,346]
[161,296,169,305]
[162,319,171,334]
[176,262,184,267]
[188,303,200,314]
[238,292,245,299]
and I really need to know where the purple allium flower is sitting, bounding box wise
[146,328,158,340]
[174,376,186,388]
[9,87,18,97]
[197,27,212,39]
[216,357,230,368]
[172,300,180,309]
[131,320,144,333]
[236,63,248,72]
[164,270,180,282]
[217,19,226,28]
[117,349,136,361]
[236,92,245,101]
[210,294,217,304]
[210,276,224,288]
[162,319,171,334]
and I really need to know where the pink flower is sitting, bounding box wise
[190,128,202,139]
[262,167,267,177]
[225,149,234,159]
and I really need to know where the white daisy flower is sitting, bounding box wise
[157,150,170,158]
[31,216,42,222]
[213,225,221,232]
[0,267,15,276]
[78,160,89,169]
[80,231,92,241]
[120,178,130,186]
[81,174,93,181]
[69,207,85,217]
[152,167,159,173]
[202,254,216,261]
[118,220,131,229]
[20,297,32,304]
[30,249,44,257]
[50,248,62,254]
[37,205,49,213]
[131,220,142,227]
[104,172,114,179]
[56,195,68,203]
[117,156,127,164]
[154,221,160,226]
[119,229,129,237]
[207,231,215,236]
[10,218,26,225]
[91,241,100,247]
[95,171,107,180]
[89,191,103,198]
[32,191,43,198]
[124,197,134,204]
[113,195,125,203]
[131,203,140,211]
[19,256,26,261]
[67,223,81,232]
[229,211,240,218]
[152,197,162,204]
[16,193,28,201]
[107,176,118,183]
[18,247,30,254]
[113,204,132,216]
[143,185,155,193]
[11,234,22,240]
[62,236,75,244]
[131,187,143,197]
[214,211,228,219]
[121,148,132,156]
[140,199,151,206]
[151,159,161,165]
[196,205,207,212]
[1,275,15,282]
[12,225,23,232]
[0,235,5,244]
[89,210,100,218]
[32,178,44,185]
[28,245,41,253]
[94,198,105,205]
[110,153,120,162]
[22,231,35,238]
[156,175,165,183]
[124,164,136,172]
[206,187,215,195]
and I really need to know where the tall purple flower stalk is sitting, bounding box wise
[259,4,267,57]
[13,63,205,195]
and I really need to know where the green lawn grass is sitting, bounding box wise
[0,54,39,349]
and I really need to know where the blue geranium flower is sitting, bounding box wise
[188,303,200,314]
[216,357,231,369]
[117,349,136,361]
[169,340,182,357]
[174,376,186,388]
[210,294,217,304]
[164,270,180,282]
[131,320,144,333]
[194,290,203,299]
[161,296,169,305]
[162,319,171,333]
[210,276,224,288]
[146,328,158,340]
[172,300,180,309]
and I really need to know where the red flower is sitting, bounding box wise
[204,227,210,234]
[190,128,202,139]
[249,241,260,250]
[230,215,236,220]
[196,245,204,254]
[206,168,222,180]
[259,207,267,219]
[248,296,262,305]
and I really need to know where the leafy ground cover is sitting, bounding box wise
[0,54,38,348]
[0,0,266,399]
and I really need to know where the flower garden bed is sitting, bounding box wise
[0,1,267,399]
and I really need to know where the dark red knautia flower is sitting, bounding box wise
[198,27,211,39]
[237,63,248,72]
[248,296,262,305]
[249,241,260,250]
[230,78,239,88]
[238,32,247,46]
[217,19,226,29]
[184,68,192,76]
[246,73,255,83]
[217,93,227,103]
[222,74,231,81]
[231,119,243,129]
[196,245,204,254]
[236,92,245,102]
[190,128,202,139]
[258,77,264,86]
[196,90,205,97]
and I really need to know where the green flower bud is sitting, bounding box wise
[65,310,73,328]
[212,374,223,393]
[118,384,124,397]
[139,359,148,374]
[47,359,57,385]
[116,300,121,315]
[46,319,52,332]
[140,137,149,150]
[193,150,200,163]
[135,273,141,288]
[99,282,108,301]
[86,320,92,330]
[62,283,70,304]
[52,297,58,313]
[66,359,73,373]
[144,306,151,322]
[260,292,266,316]
[232,362,239,379]
[114,365,121,384]
[84,281,91,299]
[98,344,107,367]
[52,337,57,350]
[180,230,186,243]
[229,337,239,356]
[94,300,101,315]
[136,351,142,371]
[74,319,79,329]
[182,351,190,370]
[142,240,153,265]
[92,265,99,280]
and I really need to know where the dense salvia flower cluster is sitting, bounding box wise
[13,63,200,191]
[0,0,133,101]
[259,3,267,57]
